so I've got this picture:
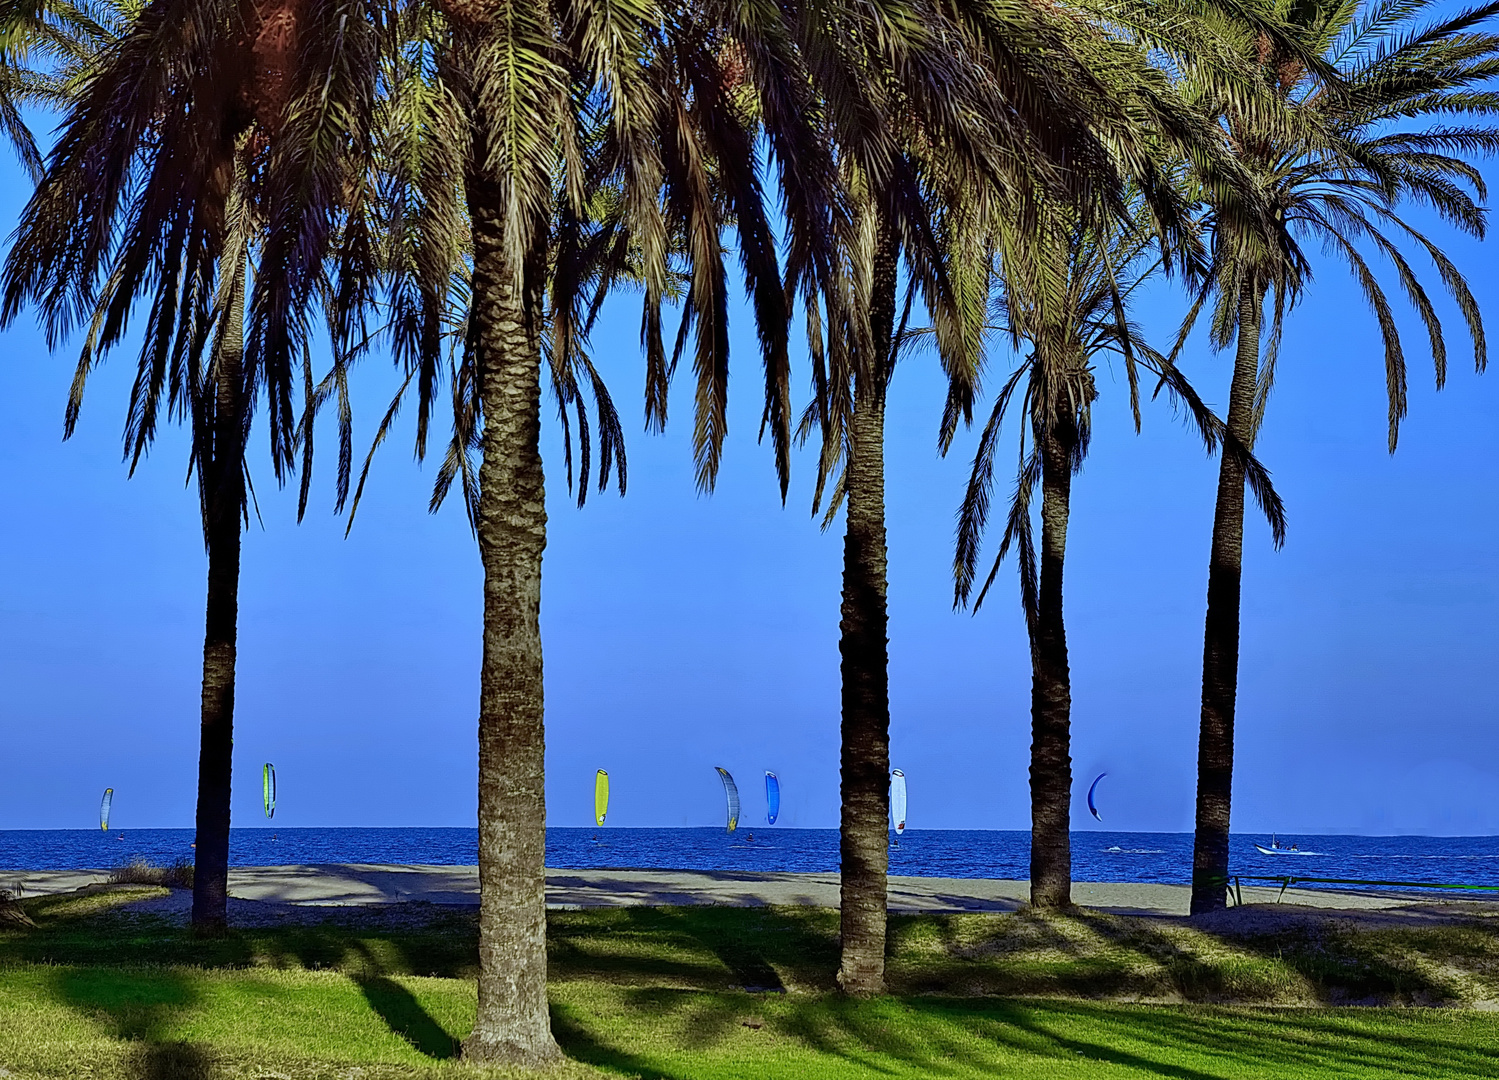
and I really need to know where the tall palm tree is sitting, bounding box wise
[1179,0,1499,914]
[0,0,379,931]
[320,0,844,1061]
[952,195,1285,907]
[793,27,1013,1002]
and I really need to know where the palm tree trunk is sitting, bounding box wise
[460,171,561,1065]
[191,265,246,933]
[1029,414,1075,909]
[1189,285,1263,916]
[837,222,898,996]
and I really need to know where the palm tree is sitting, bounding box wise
[0,0,379,931]
[793,34,1008,1003]
[320,0,848,1061]
[952,194,1285,908]
[1179,0,1499,915]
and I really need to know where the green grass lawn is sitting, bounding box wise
[4,885,1499,1078]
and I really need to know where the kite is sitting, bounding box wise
[715,767,740,833]
[1087,773,1107,822]
[263,763,277,819]
[594,770,609,827]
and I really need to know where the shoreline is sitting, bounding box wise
[6,863,1488,919]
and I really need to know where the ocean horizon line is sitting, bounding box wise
[4,825,1498,839]
[6,826,1499,886]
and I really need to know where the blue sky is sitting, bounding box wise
[0,156,1495,837]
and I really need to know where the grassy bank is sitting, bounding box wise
[3,886,1499,1078]
[8,969,1499,1079]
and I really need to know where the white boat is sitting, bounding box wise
[1255,835,1322,856]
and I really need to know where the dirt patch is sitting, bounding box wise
[110,887,477,930]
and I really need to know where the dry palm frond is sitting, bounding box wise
[0,886,35,927]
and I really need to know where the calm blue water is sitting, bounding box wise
[3,828,1499,891]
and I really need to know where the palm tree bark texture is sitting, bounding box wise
[838,223,899,996]
[461,158,562,1065]
[191,249,246,933]
[1190,285,1264,915]
[1029,405,1077,909]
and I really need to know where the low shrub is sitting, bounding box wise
[108,859,194,890]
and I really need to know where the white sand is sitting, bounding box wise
[4,864,1473,918]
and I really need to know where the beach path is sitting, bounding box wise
[1,864,1456,917]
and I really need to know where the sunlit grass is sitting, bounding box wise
[4,886,1499,1077]
[6,968,1499,1078]
[553,986,1499,1079]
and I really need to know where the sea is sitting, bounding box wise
[3,828,1499,893]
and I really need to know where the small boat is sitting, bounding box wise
[1254,834,1322,856]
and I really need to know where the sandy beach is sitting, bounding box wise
[7,863,1485,924]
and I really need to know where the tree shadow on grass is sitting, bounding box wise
[547,906,828,993]
[51,966,200,1042]
[653,906,831,991]
[557,987,1499,1080]
[887,909,1194,1000]
[354,975,460,1059]
[550,997,681,1080]
[546,907,728,988]
[345,939,460,1059]
[1238,920,1493,1005]
[1143,914,1481,1005]
[936,1000,1231,1080]
[127,1042,216,1080]
[0,886,480,983]
[39,945,461,1070]
[882,905,1494,1006]
[555,989,1197,1079]
[990,998,1499,1079]
[708,939,785,993]
[44,967,223,1079]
